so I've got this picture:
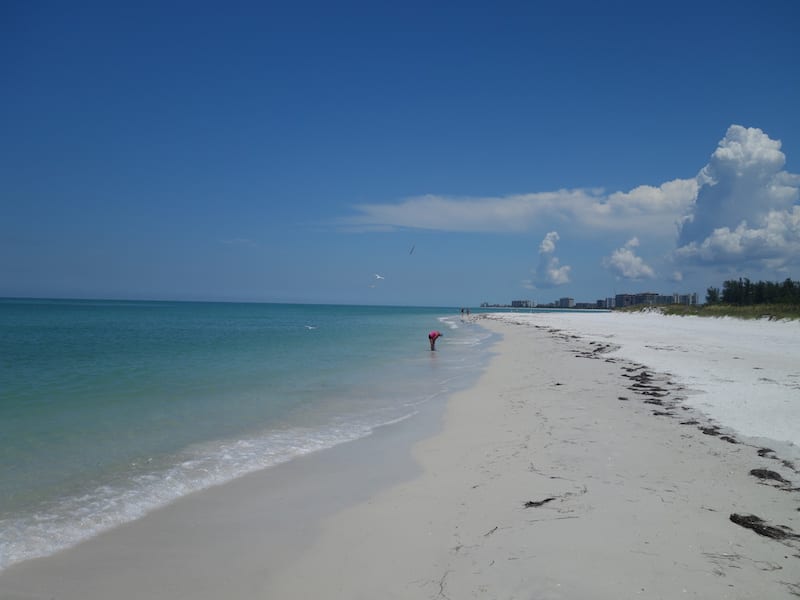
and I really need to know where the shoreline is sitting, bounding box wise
[0,305,491,576]
[2,316,799,598]
[0,369,452,599]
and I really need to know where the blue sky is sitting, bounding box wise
[2,1,799,306]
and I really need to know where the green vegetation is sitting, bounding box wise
[618,303,800,320]
[707,277,800,306]
[617,278,800,321]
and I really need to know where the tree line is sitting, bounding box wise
[706,278,800,305]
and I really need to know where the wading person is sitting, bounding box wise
[428,330,443,351]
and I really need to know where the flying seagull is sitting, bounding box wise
[374,273,385,280]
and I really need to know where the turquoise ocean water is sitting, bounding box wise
[0,299,496,571]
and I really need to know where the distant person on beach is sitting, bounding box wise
[428,330,443,351]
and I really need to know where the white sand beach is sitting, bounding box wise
[2,313,799,599]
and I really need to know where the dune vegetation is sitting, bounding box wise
[618,278,800,321]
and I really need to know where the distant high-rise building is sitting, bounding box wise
[558,297,575,308]
[615,291,697,307]
[615,293,634,307]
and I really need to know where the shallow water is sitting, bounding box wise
[0,299,496,570]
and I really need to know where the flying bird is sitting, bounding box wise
[409,245,415,255]
[374,273,385,280]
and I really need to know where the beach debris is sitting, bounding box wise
[621,368,681,409]
[680,419,700,425]
[697,426,739,444]
[781,582,800,597]
[436,569,452,600]
[626,370,655,384]
[754,449,800,474]
[703,551,784,573]
[523,497,556,508]
[574,340,618,360]
[640,391,670,399]
[640,389,669,397]
[729,513,799,541]
[782,459,799,473]
[750,468,791,484]
[591,344,612,354]
[617,396,629,401]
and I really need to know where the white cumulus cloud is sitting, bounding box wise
[676,206,800,263]
[676,125,800,267]
[544,259,572,285]
[604,237,655,279]
[535,231,571,287]
[539,231,560,254]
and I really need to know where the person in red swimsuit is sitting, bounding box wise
[428,330,443,351]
